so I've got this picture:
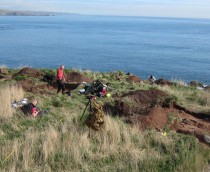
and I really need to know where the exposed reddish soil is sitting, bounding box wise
[51,81,81,91]
[17,77,81,95]
[155,78,173,86]
[104,89,210,143]
[17,80,54,95]
[126,75,141,83]
[17,80,34,92]
[66,72,93,83]
[123,90,168,106]
[31,84,55,95]
[13,67,43,78]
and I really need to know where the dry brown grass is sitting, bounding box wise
[0,107,157,171]
[0,83,24,118]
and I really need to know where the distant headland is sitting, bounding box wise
[0,9,77,16]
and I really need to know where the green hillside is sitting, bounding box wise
[0,67,210,171]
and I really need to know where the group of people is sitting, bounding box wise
[20,65,154,118]
[19,65,66,118]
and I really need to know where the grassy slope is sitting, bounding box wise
[0,69,210,172]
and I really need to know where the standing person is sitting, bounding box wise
[56,65,66,94]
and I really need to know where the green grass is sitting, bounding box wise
[0,69,210,171]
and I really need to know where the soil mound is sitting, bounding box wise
[104,89,210,142]
[126,75,141,83]
[66,72,93,83]
[17,80,33,92]
[19,78,80,94]
[122,89,168,106]
[135,106,168,130]
[104,90,169,130]
[168,107,210,143]
[51,81,80,91]
[13,67,43,78]
[31,84,55,95]
[155,78,172,86]
[17,79,55,95]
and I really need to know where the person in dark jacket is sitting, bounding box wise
[21,99,49,117]
[21,99,39,117]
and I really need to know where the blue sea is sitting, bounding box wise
[0,15,210,84]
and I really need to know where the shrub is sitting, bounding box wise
[14,75,27,81]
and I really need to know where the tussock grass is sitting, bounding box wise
[0,83,24,118]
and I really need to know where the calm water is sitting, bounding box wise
[0,15,210,84]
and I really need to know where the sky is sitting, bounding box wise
[1,0,210,18]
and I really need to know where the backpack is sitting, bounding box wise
[85,101,104,131]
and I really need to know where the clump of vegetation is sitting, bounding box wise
[14,75,27,81]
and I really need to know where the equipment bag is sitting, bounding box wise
[85,101,104,131]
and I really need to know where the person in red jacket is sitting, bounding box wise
[56,65,66,94]
[31,99,40,117]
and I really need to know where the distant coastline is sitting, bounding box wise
[0,9,76,16]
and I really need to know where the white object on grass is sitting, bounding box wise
[79,89,85,93]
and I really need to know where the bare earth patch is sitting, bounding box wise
[105,89,210,143]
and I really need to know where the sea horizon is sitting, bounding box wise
[1,15,210,84]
